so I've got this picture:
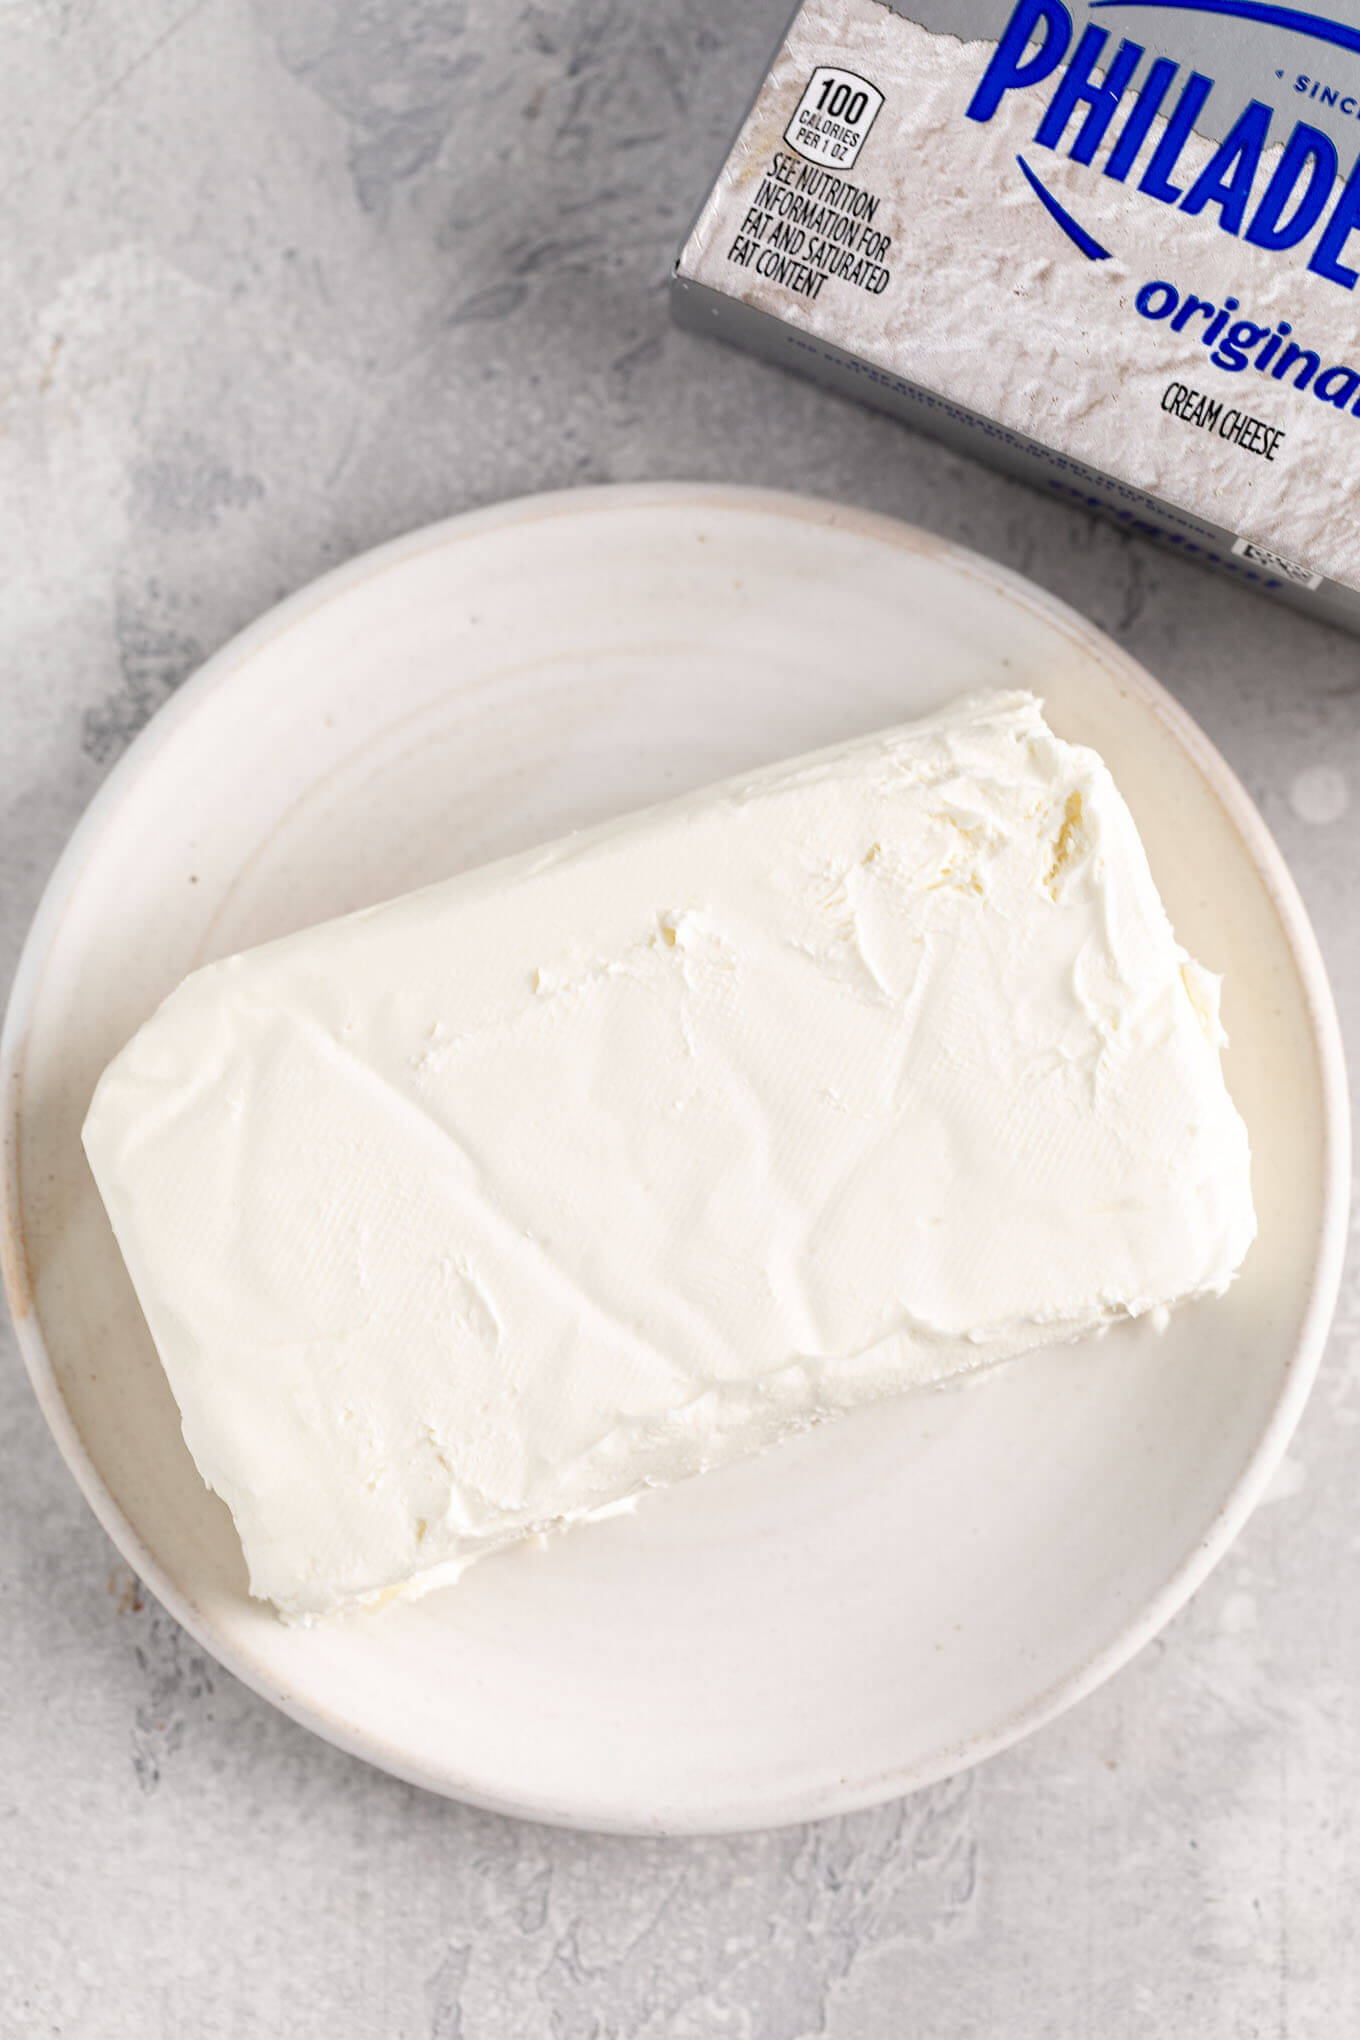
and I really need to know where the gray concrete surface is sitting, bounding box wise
[1,4,1357,2036]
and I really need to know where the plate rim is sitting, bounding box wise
[2,479,1350,1834]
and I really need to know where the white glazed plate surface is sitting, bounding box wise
[1,483,1348,1834]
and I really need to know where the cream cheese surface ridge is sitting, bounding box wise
[82,691,1256,1621]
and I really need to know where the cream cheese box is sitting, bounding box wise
[673,0,1360,631]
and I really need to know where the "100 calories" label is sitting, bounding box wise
[784,66,883,169]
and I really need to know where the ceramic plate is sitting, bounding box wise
[1,483,1348,1834]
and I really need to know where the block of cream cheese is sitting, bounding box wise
[83,691,1255,1621]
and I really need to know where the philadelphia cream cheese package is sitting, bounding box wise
[673,0,1360,630]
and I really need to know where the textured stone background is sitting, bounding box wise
[2,4,1357,2036]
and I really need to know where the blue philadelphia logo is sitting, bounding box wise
[968,0,1360,288]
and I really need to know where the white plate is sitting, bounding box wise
[2,483,1348,1835]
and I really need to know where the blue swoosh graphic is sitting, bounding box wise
[1092,0,1360,60]
[1016,155,1113,258]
